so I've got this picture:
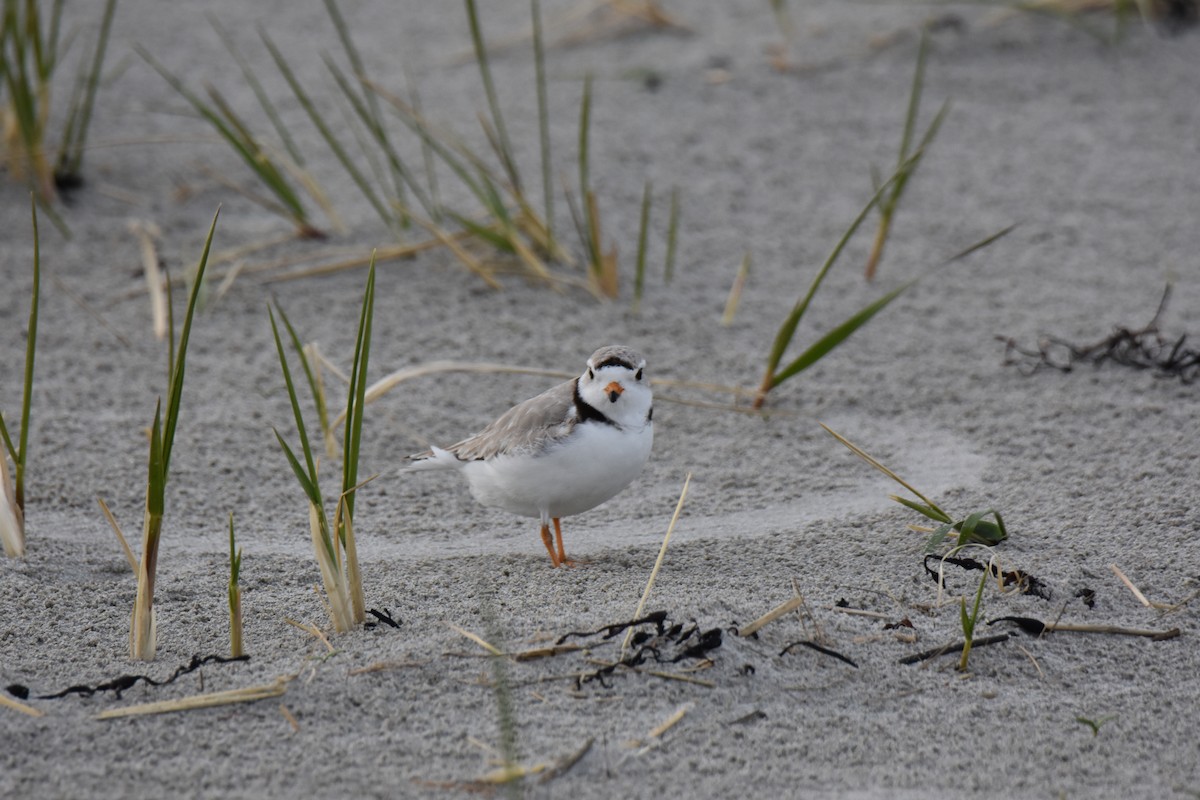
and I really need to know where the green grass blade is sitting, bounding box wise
[365,79,494,214]
[258,26,395,230]
[531,0,553,242]
[146,399,165,515]
[762,165,905,384]
[663,186,680,284]
[160,208,218,477]
[14,194,39,506]
[228,512,242,584]
[771,278,914,386]
[408,78,442,218]
[464,0,520,191]
[55,0,117,181]
[822,425,951,521]
[208,13,305,166]
[959,570,988,670]
[447,211,513,253]
[268,306,320,489]
[324,54,431,219]
[942,224,1017,265]
[203,86,310,220]
[0,416,14,468]
[228,511,243,658]
[954,510,1007,547]
[897,31,928,175]
[139,46,312,229]
[578,73,593,203]
[322,0,394,176]
[633,181,652,312]
[273,428,321,508]
[341,256,376,523]
[891,495,952,524]
[924,523,955,553]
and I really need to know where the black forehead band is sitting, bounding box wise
[592,356,636,371]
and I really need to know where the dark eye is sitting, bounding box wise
[635,368,643,381]
[588,368,595,380]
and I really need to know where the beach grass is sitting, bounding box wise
[228,512,244,658]
[270,257,376,633]
[0,0,118,199]
[0,197,39,558]
[821,424,1009,551]
[864,32,948,282]
[124,208,220,661]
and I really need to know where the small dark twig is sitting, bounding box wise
[555,610,667,644]
[898,633,1009,665]
[365,608,402,628]
[7,654,250,700]
[999,284,1200,383]
[779,639,859,668]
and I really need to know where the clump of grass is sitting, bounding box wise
[958,566,988,671]
[159,0,669,299]
[1075,714,1116,737]
[821,424,1008,552]
[116,209,221,661]
[137,38,332,239]
[863,31,948,282]
[0,197,39,558]
[269,257,376,633]
[751,166,917,409]
[228,512,243,658]
[0,0,118,199]
[753,187,1012,409]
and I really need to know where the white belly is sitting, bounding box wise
[461,421,652,520]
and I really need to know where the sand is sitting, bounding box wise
[2,1,1199,797]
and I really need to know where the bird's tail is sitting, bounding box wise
[398,445,462,473]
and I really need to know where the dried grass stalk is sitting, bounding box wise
[95,676,290,720]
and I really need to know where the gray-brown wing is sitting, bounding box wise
[447,379,578,461]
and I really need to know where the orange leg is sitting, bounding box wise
[540,522,562,568]
[553,518,578,568]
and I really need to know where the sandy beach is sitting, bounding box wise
[2,1,1199,797]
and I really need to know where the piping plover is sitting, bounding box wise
[404,345,654,567]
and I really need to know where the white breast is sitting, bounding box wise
[461,420,653,519]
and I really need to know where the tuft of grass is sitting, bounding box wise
[270,257,376,633]
[154,0,674,297]
[864,31,949,282]
[958,566,988,671]
[228,512,243,658]
[1075,714,1116,737]
[0,0,118,199]
[124,208,220,661]
[821,424,1009,552]
[0,197,39,558]
[138,43,329,239]
[753,178,1012,409]
[52,0,117,187]
[563,72,618,297]
[752,163,915,409]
